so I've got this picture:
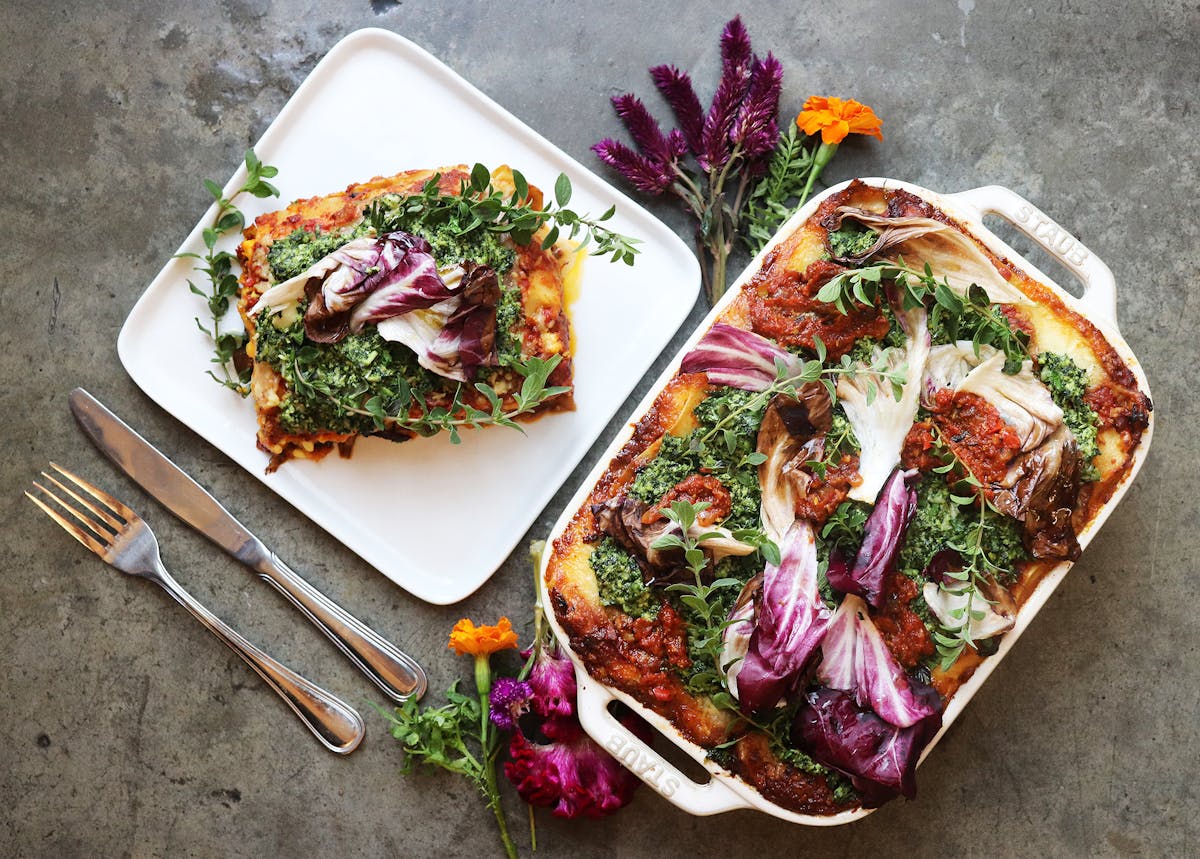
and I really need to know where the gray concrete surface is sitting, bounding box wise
[1,1,1195,856]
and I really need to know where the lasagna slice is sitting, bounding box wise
[236,165,574,469]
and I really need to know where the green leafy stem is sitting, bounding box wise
[179,150,280,394]
[815,259,1031,373]
[925,427,1014,669]
[366,163,642,265]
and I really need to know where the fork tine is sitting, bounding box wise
[30,479,114,545]
[25,490,108,555]
[40,471,123,533]
[49,462,137,520]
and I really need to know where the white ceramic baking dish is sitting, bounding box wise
[539,178,1154,824]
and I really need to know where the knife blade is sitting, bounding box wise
[69,387,426,702]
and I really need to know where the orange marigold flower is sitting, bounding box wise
[448,617,520,656]
[796,96,883,145]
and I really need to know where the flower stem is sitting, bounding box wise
[798,141,838,207]
[473,654,518,858]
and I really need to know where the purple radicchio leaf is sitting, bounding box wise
[817,594,939,728]
[591,137,675,194]
[344,232,457,331]
[795,685,943,808]
[697,16,754,172]
[826,468,918,607]
[421,261,500,380]
[649,64,705,154]
[679,323,801,391]
[733,521,830,713]
[731,53,783,164]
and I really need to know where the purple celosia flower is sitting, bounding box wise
[731,53,783,164]
[488,678,533,731]
[649,64,705,154]
[697,16,754,171]
[591,137,676,194]
[611,94,686,166]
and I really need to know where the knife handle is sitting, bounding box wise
[255,555,427,702]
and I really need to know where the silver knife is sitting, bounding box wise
[69,387,426,702]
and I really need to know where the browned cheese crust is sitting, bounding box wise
[546,180,1151,816]
[236,165,575,468]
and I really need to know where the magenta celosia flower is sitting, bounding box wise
[649,64,705,154]
[591,138,676,194]
[488,678,533,731]
[732,53,783,164]
[697,16,755,171]
[505,724,642,819]
[523,643,577,720]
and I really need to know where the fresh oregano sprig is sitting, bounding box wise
[815,260,1031,373]
[924,428,1015,669]
[291,353,570,444]
[366,164,641,265]
[179,150,280,394]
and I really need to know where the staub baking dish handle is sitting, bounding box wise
[945,185,1119,328]
[574,675,750,815]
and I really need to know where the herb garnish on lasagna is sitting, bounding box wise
[235,164,634,469]
[545,180,1151,816]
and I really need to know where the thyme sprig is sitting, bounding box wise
[290,353,570,444]
[651,501,758,693]
[365,164,641,265]
[180,150,280,394]
[815,260,1031,373]
[924,428,1014,669]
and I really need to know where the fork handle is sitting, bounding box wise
[150,565,365,754]
[253,554,427,703]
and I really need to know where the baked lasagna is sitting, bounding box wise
[545,180,1151,816]
[237,165,574,469]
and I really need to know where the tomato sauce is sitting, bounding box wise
[927,389,1022,484]
[747,259,890,357]
[645,474,732,526]
[873,573,935,668]
[794,455,860,524]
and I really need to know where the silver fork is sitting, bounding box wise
[26,463,365,755]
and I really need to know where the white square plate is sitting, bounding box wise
[118,28,699,604]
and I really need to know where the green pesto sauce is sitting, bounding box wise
[267,224,368,281]
[588,537,656,619]
[628,388,764,531]
[897,476,1027,584]
[494,285,523,368]
[257,196,526,432]
[254,312,438,436]
[827,222,879,259]
[1038,352,1101,482]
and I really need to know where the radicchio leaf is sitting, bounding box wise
[680,323,801,391]
[343,233,457,330]
[733,521,829,712]
[837,307,929,504]
[795,685,942,808]
[827,468,917,607]
[755,389,832,542]
[828,207,1031,306]
[420,261,500,380]
[816,594,939,728]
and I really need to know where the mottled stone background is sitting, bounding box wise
[1,1,1195,856]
